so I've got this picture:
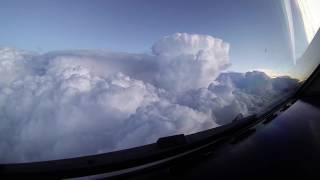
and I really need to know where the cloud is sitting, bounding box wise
[0,47,37,85]
[0,64,159,161]
[176,71,299,125]
[152,33,230,92]
[115,100,217,150]
[217,71,299,95]
[0,33,299,163]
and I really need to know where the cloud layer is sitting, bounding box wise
[0,33,298,163]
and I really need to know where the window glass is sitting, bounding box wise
[0,0,319,163]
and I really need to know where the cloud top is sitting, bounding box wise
[152,33,230,92]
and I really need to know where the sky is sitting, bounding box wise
[0,0,307,76]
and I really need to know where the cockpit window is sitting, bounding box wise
[0,0,319,163]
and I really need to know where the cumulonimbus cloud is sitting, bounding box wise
[0,33,298,163]
[152,33,231,92]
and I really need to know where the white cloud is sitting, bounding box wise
[0,33,299,163]
[115,100,217,150]
[0,61,160,162]
[152,33,230,92]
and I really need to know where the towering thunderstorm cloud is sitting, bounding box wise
[0,33,298,163]
[152,33,230,92]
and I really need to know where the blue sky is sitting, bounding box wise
[0,0,307,75]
